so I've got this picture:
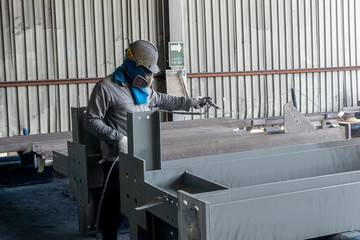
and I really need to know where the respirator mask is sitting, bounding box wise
[132,66,153,88]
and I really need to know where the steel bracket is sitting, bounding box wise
[284,102,315,133]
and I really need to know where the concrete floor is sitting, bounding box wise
[0,178,129,240]
[1,178,360,240]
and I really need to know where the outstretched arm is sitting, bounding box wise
[147,89,205,111]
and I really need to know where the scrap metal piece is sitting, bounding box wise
[36,156,45,173]
[284,102,315,133]
[328,119,341,128]
[264,126,281,132]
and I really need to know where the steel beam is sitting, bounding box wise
[162,138,360,169]
[0,131,71,153]
[161,126,345,161]
[206,183,360,240]
[177,182,360,240]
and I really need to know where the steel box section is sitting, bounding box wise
[120,151,228,230]
[205,183,360,240]
[147,142,360,239]
[162,138,360,170]
[146,144,360,189]
[122,112,360,239]
[143,172,228,228]
[194,170,360,204]
[178,171,360,239]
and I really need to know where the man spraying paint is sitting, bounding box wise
[83,40,209,240]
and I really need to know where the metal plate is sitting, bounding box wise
[68,141,88,203]
[119,151,147,229]
[127,111,161,171]
[53,149,69,177]
[71,107,101,155]
[144,183,179,228]
[284,102,315,133]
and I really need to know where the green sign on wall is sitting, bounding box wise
[169,42,184,67]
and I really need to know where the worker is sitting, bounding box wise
[83,39,206,240]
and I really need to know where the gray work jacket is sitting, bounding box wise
[83,74,191,159]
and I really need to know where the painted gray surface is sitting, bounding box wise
[121,113,360,239]
[209,183,360,240]
[162,138,360,169]
[195,170,360,204]
[147,143,360,189]
[127,111,161,171]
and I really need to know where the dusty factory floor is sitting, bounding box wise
[1,177,360,240]
[0,178,129,240]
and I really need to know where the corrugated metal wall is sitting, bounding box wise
[182,0,360,119]
[1,0,360,137]
[0,0,162,137]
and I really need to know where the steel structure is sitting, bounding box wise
[120,110,360,240]
[53,105,354,238]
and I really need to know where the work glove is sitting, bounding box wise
[190,97,206,109]
[118,136,128,153]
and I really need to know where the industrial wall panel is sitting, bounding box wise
[0,0,161,137]
[182,0,360,119]
[1,0,360,137]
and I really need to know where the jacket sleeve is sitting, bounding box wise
[83,82,124,146]
[147,89,192,111]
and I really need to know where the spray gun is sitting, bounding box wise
[196,97,220,110]
[156,97,220,115]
